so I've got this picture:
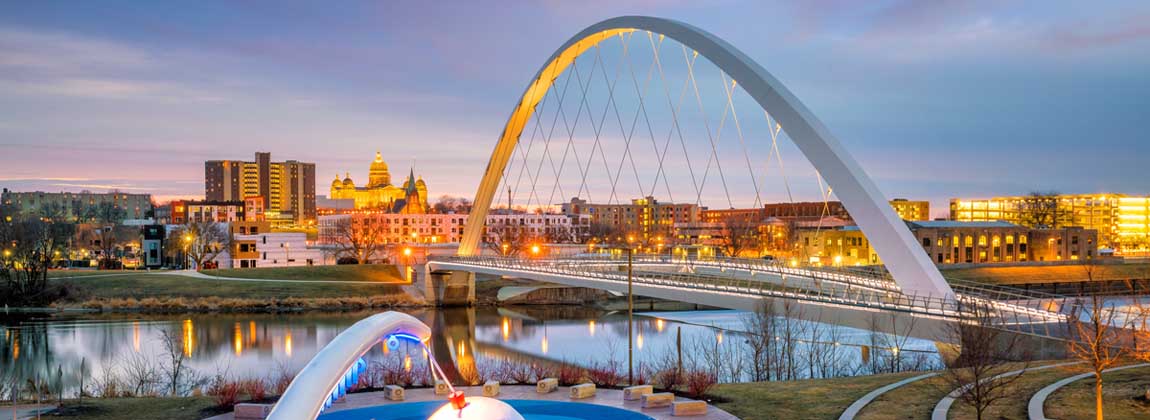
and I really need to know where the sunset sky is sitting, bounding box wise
[2,1,1148,216]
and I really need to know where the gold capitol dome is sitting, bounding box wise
[330,151,428,213]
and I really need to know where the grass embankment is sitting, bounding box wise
[709,371,924,419]
[50,265,419,312]
[203,264,405,282]
[37,397,217,420]
[940,262,1150,285]
[1044,365,1150,419]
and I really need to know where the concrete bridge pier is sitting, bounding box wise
[423,268,475,306]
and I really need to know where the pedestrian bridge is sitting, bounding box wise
[428,255,1073,342]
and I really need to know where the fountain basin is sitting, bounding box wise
[316,399,655,420]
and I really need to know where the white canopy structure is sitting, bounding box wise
[266,312,433,420]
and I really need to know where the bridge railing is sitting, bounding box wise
[431,255,1084,338]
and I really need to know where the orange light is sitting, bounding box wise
[285,331,293,358]
[588,320,597,336]
[403,247,412,256]
[531,245,541,255]
[501,317,511,342]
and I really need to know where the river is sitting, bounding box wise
[1,306,943,395]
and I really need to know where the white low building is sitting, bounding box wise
[232,231,323,268]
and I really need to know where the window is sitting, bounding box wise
[922,237,931,247]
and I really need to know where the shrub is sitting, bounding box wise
[654,369,682,391]
[208,379,241,408]
[587,364,622,388]
[685,370,717,399]
[241,378,266,401]
[557,364,585,386]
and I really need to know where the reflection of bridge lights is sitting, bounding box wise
[249,320,257,344]
[404,355,412,372]
[588,320,596,336]
[716,331,723,345]
[541,336,549,354]
[637,333,644,350]
[502,317,510,342]
[233,322,243,356]
[133,321,140,352]
[655,319,665,332]
[182,319,194,358]
[285,331,293,357]
[458,341,466,358]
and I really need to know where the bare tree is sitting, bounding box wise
[718,215,762,258]
[485,218,530,257]
[432,195,473,214]
[1018,191,1070,229]
[937,300,1028,420]
[326,217,386,264]
[0,215,73,306]
[741,298,777,381]
[179,221,230,270]
[159,328,190,396]
[1068,263,1129,420]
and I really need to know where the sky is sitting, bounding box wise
[1,1,1148,217]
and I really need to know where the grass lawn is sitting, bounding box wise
[940,263,1150,285]
[54,273,408,301]
[42,397,217,420]
[202,264,405,282]
[947,362,1089,419]
[1044,365,1150,419]
[709,371,924,420]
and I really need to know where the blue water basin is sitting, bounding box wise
[317,399,655,420]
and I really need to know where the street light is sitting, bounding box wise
[183,234,194,270]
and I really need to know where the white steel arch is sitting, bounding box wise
[458,16,953,298]
[267,312,433,420]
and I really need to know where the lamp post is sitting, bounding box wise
[183,234,193,270]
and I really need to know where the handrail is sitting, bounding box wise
[430,255,1072,332]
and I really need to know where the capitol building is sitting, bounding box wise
[330,152,429,213]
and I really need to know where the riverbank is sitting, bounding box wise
[40,266,423,313]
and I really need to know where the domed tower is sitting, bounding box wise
[342,172,355,190]
[330,174,344,198]
[415,175,428,209]
[368,152,391,188]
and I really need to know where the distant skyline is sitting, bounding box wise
[2,1,1149,218]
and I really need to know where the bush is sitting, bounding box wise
[241,378,267,401]
[208,379,241,408]
[685,370,717,399]
[557,364,586,386]
[655,369,683,391]
[587,363,622,388]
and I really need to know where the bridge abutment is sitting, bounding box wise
[424,268,475,306]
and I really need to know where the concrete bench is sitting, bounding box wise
[233,403,273,420]
[483,380,501,397]
[672,400,707,416]
[384,384,405,401]
[570,383,596,399]
[642,392,674,408]
[434,380,451,395]
[623,385,653,401]
[537,377,559,393]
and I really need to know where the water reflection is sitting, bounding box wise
[2,306,952,392]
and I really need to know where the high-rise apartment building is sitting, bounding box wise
[205,152,316,224]
[950,194,1150,255]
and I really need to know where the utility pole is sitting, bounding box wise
[627,246,634,385]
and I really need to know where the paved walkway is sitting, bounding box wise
[930,361,1082,420]
[163,269,396,284]
[838,372,940,420]
[0,404,55,420]
[204,385,737,420]
[1027,362,1150,420]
